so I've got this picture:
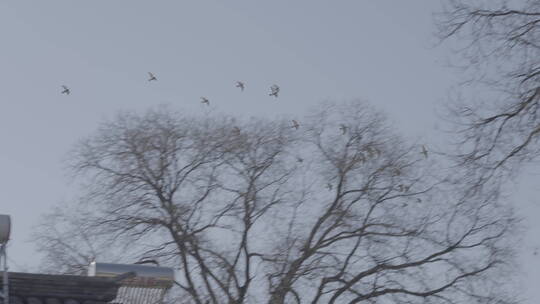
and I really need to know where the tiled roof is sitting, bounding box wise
[0,272,120,304]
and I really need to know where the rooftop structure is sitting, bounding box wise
[0,215,174,304]
[89,262,174,304]
[0,272,121,304]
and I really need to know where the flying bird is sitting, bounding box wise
[296,157,304,163]
[326,183,333,191]
[200,97,210,105]
[399,184,411,192]
[339,124,347,135]
[365,146,381,158]
[148,72,157,81]
[421,145,428,159]
[269,84,280,98]
[235,81,245,91]
[358,153,366,163]
[291,120,300,130]
[61,85,70,95]
[398,184,410,192]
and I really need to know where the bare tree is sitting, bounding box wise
[34,204,97,275]
[33,201,137,275]
[436,0,540,185]
[35,103,517,304]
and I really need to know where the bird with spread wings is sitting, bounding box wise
[269,84,280,97]
[61,85,70,95]
[235,81,245,91]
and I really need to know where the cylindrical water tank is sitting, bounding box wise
[0,214,11,244]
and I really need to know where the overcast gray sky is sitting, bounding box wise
[0,1,537,302]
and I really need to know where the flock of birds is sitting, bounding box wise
[323,145,428,193]
[60,72,279,104]
[61,72,429,193]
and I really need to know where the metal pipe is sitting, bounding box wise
[0,215,10,244]
[1,244,8,304]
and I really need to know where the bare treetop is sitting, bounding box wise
[437,0,540,185]
[36,102,517,304]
